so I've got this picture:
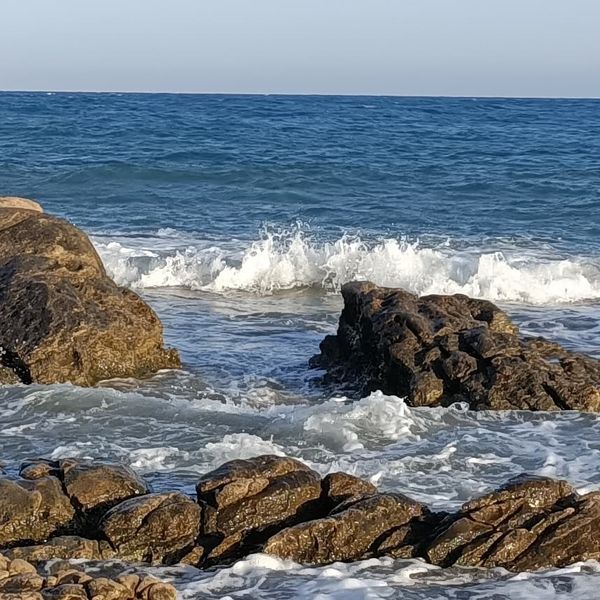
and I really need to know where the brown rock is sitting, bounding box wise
[99,492,201,564]
[0,208,180,386]
[0,197,42,212]
[40,584,88,600]
[196,455,323,562]
[5,537,116,562]
[0,476,74,546]
[264,493,427,565]
[311,282,600,411]
[85,578,132,600]
[321,472,377,509]
[0,573,44,592]
[425,476,581,569]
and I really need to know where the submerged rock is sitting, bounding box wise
[311,281,600,411]
[0,207,180,386]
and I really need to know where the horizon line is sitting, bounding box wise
[1,89,600,101]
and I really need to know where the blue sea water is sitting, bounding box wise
[1,93,600,599]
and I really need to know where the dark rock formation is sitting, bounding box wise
[311,281,600,411]
[195,455,323,564]
[0,553,176,599]
[99,492,201,564]
[0,206,180,386]
[264,492,430,564]
[1,455,598,574]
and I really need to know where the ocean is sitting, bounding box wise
[1,92,600,599]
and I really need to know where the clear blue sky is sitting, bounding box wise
[1,0,599,97]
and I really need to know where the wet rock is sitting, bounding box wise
[424,475,594,569]
[321,472,378,509]
[264,492,428,565]
[5,537,115,562]
[312,281,600,411]
[21,459,148,529]
[196,455,323,562]
[100,492,201,564]
[0,476,75,546]
[0,207,180,386]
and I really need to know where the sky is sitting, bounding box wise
[1,0,599,97]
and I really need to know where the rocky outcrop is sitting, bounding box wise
[426,475,600,570]
[1,455,598,574]
[0,206,180,386]
[311,281,600,411]
[194,455,323,564]
[0,554,176,600]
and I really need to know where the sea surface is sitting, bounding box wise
[1,92,600,599]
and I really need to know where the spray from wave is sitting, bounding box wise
[94,227,600,304]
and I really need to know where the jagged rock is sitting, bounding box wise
[264,492,429,565]
[20,459,148,529]
[4,537,115,562]
[311,281,600,411]
[99,492,200,564]
[424,475,600,570]
[321,472,377,510]
[0,476,74,546]
[0,207,180,386]
[195,455,323,563]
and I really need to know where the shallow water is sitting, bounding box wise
[1,93,600,598]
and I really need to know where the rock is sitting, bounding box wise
[0,208,180,386]
[0,557,176,600]
[20,459,148,529]
[264,493,429,565]
[0,476,74,546]
[321,472,377,509]
[311,282,600,411]
[196,455,323,562]
[424,475,597,570]
[99,492,201,564]
[4,537,115,562]
[0,197,42,212]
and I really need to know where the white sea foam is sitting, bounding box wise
[94,230,600,304]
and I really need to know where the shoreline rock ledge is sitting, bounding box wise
[0,455,599,575]
[310,281,600,411]
[0,201,180,386]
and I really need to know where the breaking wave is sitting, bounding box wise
[94,229,600,304]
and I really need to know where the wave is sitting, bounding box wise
[93,229,600,304]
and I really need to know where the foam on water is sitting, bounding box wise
[94,229,600,304]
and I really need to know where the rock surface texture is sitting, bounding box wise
[0,553,176,600]
[0,455,598,574]
[0,206,180,386]
[310,281,600,411]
